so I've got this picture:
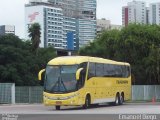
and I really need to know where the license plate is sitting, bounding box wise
[56,101,62,105]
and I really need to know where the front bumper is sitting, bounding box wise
[43,92,83,106]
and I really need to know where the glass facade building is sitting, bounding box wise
[77,19,96,48]
[48,0,97,49]
[76,0,97,48]
[62,17,76,50]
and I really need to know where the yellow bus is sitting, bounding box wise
[38,56,131,110]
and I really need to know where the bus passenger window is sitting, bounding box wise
[126,66,131,77]
[95,63,104,77]
[104,64,115,77]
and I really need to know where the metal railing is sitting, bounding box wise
[132,85,160,101]
[0,83,160,104]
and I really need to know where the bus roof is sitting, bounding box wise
[48,56,130,66]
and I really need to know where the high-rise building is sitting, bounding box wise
[25,3,63,49]
[48,0,77,18]
[25,0,97,50]
[146,7,149,24]
[149,3,160,25]
[122,6,129,27]
[77,19,96,48]
[97,18,122,35]
[0,25,15,35]
[25,2,76,50]
[76,0,97,48]
[48,0,77,50]
[122,1,146,26]
[48,0,97,48]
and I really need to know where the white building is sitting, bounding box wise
[122,1,147,26]
[25,0,97,50]
[97,18,122,34]
[25,3,64,49]
[25,2,76,50]
[97,18,111,33]
[149,3,160,25]
[0,25,15,35]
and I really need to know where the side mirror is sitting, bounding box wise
[38,69,45,81]
[76,68,83,80]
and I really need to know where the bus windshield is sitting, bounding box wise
[44,65,78,93]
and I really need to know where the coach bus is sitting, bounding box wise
[38,56,131,110]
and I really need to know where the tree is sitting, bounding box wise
[79,29,120,59]
[0,34,57,86]
[79,24,160,85]
[28,23,41,55]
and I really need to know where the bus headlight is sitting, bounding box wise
[60,93,79,100]
[44,96,59,100]
[44,93,79,100]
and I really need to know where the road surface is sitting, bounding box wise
[0,102,160,120]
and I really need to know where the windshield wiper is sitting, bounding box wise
[50,77,68,93]
[50,78,59,92]
[60,78,68,92]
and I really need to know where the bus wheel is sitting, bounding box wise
[55,105,60,110]
[114,94,120,106]
[83,95,90,109]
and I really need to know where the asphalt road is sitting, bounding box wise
[0,102,160,120]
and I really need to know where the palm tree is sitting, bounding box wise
[28,23,41,55]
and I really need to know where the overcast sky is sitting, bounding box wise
[0,0,160,38]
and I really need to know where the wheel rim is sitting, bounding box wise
[116,96,119,104]
[86,98,89,107]
[120,96,124,104]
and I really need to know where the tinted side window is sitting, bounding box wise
[96,63,104,77]
[88,63,130,78]
[104,64,130,78]
[114,65,123,77]
[88,62,95,79]
[127,66,131,77]
[121,65,131,78]
[104,64,114,77]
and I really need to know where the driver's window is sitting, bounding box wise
[77,62,87,88]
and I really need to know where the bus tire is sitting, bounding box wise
[55,105,60,110]
[114,93,120,106]
[83,95,90,109]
